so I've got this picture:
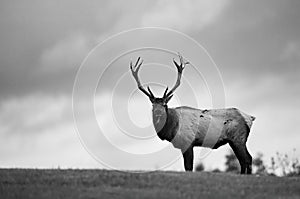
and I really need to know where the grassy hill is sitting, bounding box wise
[0,169,299,199]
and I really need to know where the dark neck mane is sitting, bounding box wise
[156,108,179,141]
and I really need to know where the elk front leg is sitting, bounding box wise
[182,147,194,171]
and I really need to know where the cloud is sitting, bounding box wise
[0,94,70,135]
[141,0,230,31]
[0,94,98,168]
[280,41,300,62]
[39,34,95,73]
[0,94,108,168]
[0,93,181,170]
[0,118,100,168]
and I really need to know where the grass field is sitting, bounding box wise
[0,169,299,199]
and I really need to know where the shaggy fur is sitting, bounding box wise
[154,106,255,174]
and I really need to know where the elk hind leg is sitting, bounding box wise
[245,147,252,174]
[229,142,252,174]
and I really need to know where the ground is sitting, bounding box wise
[0,169,299,199]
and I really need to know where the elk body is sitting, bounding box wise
[130,54,255,174]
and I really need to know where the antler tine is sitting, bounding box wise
[166,53,188,98]
[130,57,153,99]
[147,86,155,99]
[163,87,169,98]
[130,57,142,71]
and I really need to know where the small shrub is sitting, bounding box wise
[253,152,267,175]
[211,168,221,173]
[269,150,300,176]
[195,163,205,172]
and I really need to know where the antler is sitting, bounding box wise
[130,57,155,99]
[163,53,189,99]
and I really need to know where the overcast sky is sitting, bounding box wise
[0,0,299,171]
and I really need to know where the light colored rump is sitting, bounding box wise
[237,110,256,129]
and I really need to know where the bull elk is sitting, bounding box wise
[130,54,255,174]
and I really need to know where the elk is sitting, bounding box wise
[130,54,255,174]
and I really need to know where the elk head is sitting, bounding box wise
[130,54,188,131]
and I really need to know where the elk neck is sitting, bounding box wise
[153,107,179,142]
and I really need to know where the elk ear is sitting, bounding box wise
[164,94,173,103]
